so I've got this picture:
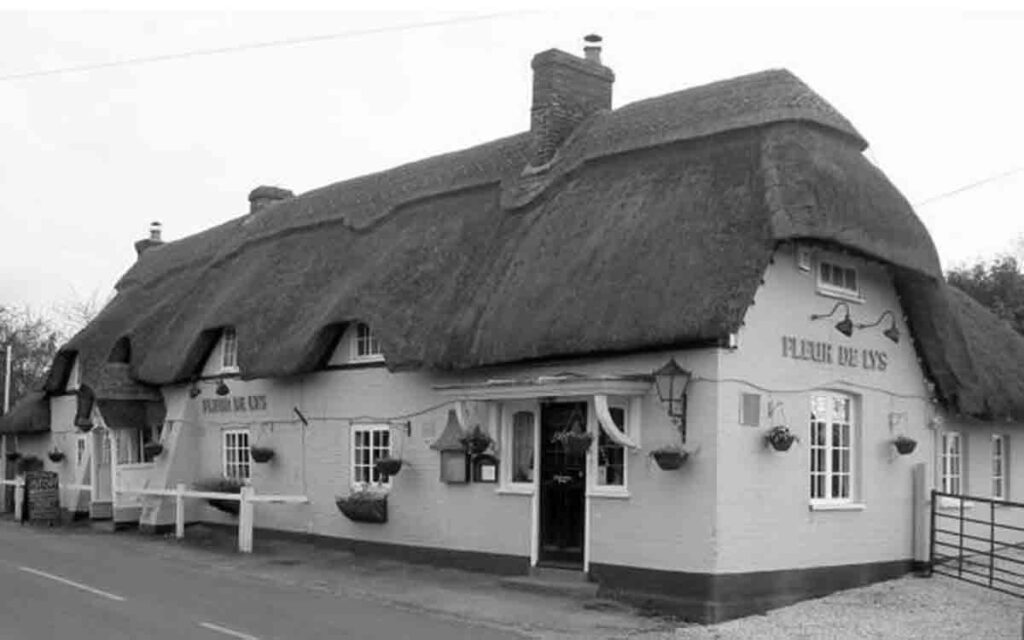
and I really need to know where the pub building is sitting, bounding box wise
[2,38,1024,622]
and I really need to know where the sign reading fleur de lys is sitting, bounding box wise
[202,395,268,414]
[781,336,888,371]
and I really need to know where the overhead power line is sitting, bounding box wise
[0,11,533,83]
[914,166,1024,208]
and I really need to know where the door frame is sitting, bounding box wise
[536,399,591,570]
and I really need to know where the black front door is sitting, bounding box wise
[539,401,587,567]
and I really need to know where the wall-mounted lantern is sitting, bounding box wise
[810,301,854,337]
[653,358,692,442]
[857,310,900,344]
[215,378,231,396]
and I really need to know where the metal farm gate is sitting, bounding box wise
[929,490,1024,598]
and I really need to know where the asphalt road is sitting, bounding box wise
[0,521,526,640]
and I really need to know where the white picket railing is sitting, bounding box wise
[2,478,307,553]
[115,484,309,552]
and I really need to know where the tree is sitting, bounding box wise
[947,255,1024,335]
[0,306,63,414]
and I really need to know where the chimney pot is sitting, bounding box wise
[149,221,162,242]
[248,185,294,214]
[135,220,165,257]
[583,34,602,64]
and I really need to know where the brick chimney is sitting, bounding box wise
[248,185,294,214]
[134,221,164,256]
[530,34,614,168]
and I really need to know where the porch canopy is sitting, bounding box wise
[0,391,50,435]
[435,372,652,449]
[79,363,166,430]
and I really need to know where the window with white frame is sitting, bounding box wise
[351,424,391,485]
[221,328,238,370]
[596,406,626,487]
[941,432,963,495]
[499,407,536,489]
[76,435,87,468]
[351,323,383,362]
[223,429,250,480]
[809,393,855,503]
[818,261,860,299]
[993,434,1008,500]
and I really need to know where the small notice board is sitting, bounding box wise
[25,471,60,525]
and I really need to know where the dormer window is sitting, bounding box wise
[221,328,238,371]
[817,260,861,302]
[352,323,383,362]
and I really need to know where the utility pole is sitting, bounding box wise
[3,343,11,414]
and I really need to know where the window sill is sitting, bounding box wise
[588,488,631,500]
[809,502,865,512]
[936,497,975,510]
[816,287,864,305]
[117,463,155,471]
[496,486,534,496]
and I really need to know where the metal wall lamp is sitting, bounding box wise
[856,310,900,344]
[810,301,854,337]
[215,378,231,396]
[187,377,233,398]
[653,358,693,442]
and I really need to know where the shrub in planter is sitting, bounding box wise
[143,442,164,458]
[650,447,688,470]
[249,446,275,463]
[766,426,798,452]
[374,456,402,476]
[335,488,387,524]
[552,430,593,457]
[195,477,244,515]
[16,455,44,475]
[893,435,917,455]
[459,425,493,455]
[47,449,65,463]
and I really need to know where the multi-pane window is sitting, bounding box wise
[818,261,859,296]
[353,323,382,361]
[223,430,250,480]
[993,435,1008,500]
[810,394,854,503]
[510,411,535,484]
[221,328,238,370]
[597,407,626,486]
[352,424,391,485]
[941,432,963,495]
[76,436,87,468]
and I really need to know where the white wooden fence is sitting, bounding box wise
[1,478,307,553]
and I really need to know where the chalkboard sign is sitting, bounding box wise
[25,471,60,525]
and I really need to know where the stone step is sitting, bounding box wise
[499,567,598,600]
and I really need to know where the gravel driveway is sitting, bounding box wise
[650,574,1022,640]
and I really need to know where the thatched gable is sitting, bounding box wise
[48,67,991,414]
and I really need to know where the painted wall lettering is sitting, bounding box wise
[782,336,887,372]
[202,395,269,414]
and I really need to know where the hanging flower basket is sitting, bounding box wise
[249,446,275,463]
[459,425,493,455]
[552,430,594,457]
[47,449,65,463]
[766,426,798,452]
[374,457,403,476]
[5,451,21,462]
[196,477,243,515]
[893,435,917,455]
[143,442,164,458]
[75,420,94,433]
[336,490,388,524]
[650,447,688,470]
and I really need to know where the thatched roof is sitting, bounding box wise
[0,391,50,435]
[899,275,1024,420]
[45,67,987,412]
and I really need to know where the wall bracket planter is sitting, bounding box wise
[335,493,387,524]
[893,436,917,455]
[250,446,275,463]
[47,449,65,463]
[766,426,798,452]
[651,448,688,470]
[553,431,594,457]
[459,425,493,456]
[143,443,164,458]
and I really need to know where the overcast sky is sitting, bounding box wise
[1,4,1022,322]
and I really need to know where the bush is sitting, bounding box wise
[16,455,44,475]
